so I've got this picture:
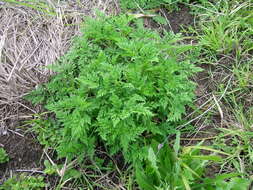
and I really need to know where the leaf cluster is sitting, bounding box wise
[26,14,199,164]
[0,175,46,190]
[136,138,250,190]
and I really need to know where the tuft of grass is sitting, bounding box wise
[191,0,253,58]
[187,0,253,184]
[233,60,253,96]
[213,95,253,176]
[119,0,190,10]
[3,0,56,15]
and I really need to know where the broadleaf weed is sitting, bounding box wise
[137,140,251,190]
[26,14,200,164]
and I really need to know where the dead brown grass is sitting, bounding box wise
[0,0,119,132]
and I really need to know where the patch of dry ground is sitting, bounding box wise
[0,133,43,184]
[0,0,119,128]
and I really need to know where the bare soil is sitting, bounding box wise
[163,5,194,33]
[0,132,43,184]
[144,5,194,34]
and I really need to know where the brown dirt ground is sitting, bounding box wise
[0,131,43,184]
[143,5,194,34]
[163,5,194,33]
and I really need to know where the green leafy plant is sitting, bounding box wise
[26,14,200,164]
[201,175,251,190]
[0,175,46,190]
[0,148,9,164]
[136,135,250,190]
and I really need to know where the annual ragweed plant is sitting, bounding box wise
[26,14,200,164]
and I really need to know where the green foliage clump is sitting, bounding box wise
[120,0,190,10]
[27,14,200,163]
[137,138,250,190]
[0,148,9,164]
[0,175,46,190]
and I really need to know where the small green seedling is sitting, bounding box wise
[0,148,9,164]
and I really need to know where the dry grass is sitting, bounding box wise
[0,0,120,132]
